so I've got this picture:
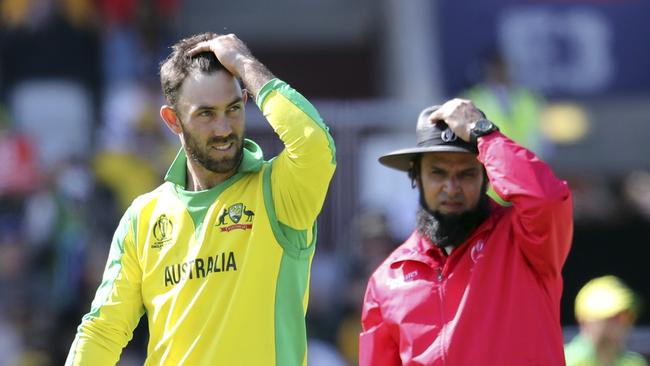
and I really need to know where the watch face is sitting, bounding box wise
[470,119,498,141]
[476,119,492,133]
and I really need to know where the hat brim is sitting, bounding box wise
[378,145,476,172]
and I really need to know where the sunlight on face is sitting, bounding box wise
[176,71,246,174]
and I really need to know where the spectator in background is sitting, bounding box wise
[565,275,648,366]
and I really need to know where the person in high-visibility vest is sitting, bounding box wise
[463,52,545,155]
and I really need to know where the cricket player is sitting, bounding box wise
[66,33,336,365]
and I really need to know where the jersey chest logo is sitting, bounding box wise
[470,239,486,263]
[216,202,255,232]
[151,214,174,249]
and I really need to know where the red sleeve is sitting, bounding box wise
[478,132,573,276]
[359,276,401,366]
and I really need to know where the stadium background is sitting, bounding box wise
[0,0,649,364]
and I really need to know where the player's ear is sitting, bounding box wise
[161,105,182,135]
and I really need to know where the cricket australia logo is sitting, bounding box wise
[216,203,254,232]
[441,127,458,142]
[151,214,173,249]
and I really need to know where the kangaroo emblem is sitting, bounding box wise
[244,207,255,222]
[217,209,228,226]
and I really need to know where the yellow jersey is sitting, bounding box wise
[66,79,336,365]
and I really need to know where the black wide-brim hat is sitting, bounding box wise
[378,105,479,172]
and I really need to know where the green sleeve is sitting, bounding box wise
[65,206,145,365]
[257,79,336,248]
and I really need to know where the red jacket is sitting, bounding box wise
[360,132,573,366]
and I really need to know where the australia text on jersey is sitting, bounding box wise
[164,251,237,287]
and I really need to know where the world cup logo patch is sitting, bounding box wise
[151,214,173,249]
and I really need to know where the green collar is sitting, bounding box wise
[164,138,265,187]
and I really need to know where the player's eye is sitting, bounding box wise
[227,104,242,113]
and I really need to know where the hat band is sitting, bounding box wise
[416,137,438,147]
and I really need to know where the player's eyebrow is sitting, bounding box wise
[193,97,244,112]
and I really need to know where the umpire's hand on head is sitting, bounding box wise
[429,98,484,143]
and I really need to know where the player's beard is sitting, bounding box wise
[416,185,490,249]
[180,122,244,174]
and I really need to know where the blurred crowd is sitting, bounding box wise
[1,1,649,365]
[0,0,180,364]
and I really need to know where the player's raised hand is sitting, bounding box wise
[429,98,483,142]
[188,33,255,78]
[188,33,273,98]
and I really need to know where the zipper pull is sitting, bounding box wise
[436,267,443,282]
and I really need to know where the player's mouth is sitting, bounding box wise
[212,142,233,151]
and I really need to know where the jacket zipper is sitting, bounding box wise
[436,267,446,365]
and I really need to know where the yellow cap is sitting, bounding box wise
[575,275,638,322]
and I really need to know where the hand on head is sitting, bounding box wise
[429,99,483,142]
[188,34,255,78]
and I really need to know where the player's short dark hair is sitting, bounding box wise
[159,32,228,107]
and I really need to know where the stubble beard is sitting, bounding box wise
[181,123,244,174]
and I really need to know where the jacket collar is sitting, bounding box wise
[164,138,264,187]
